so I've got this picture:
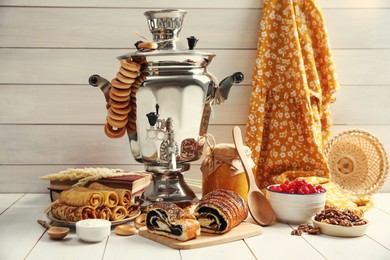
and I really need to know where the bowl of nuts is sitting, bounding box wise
[312,207,369,237]
[266,179,326,224]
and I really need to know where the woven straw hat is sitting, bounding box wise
[324,129,389,196]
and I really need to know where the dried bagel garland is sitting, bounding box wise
[105,59,146,138]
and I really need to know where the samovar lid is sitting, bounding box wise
[118,9,215,69]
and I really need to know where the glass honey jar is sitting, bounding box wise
[201,143,254,202]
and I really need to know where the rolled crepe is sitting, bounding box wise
[51,202,96,222]
[102,191,119,207]
[80,186,119,207]
[126,202,139,217]
[89,182,131,206]
[59,187,104,208]
[110,205,127,221]
[97,206,111,220]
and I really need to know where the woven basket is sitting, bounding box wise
[324,129,389,196]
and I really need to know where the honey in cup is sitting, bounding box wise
[201,143,253,202]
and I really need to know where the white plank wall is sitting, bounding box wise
[0,0,389,193]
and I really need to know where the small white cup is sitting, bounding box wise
[76,219,111,242]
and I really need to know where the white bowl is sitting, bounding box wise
[76,219,111,242]
[312,217,369,237]
[266,185,326,224]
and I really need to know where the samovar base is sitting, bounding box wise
[138,170,198,212]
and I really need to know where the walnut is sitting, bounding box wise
[291,223,320,236]
[307,228,321,235]
[298,224,311,232]
[291,229,303,236]
[339,219,353,227]
[316,207,367,227]
[353,220,368,226]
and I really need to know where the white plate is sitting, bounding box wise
[46,209,141,226]
[312,216,368,237]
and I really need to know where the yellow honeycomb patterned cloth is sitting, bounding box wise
[245,0,339,189]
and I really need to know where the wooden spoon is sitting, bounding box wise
[232,126,275,226]
[37,220,70,240]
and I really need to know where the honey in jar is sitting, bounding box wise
[201,143,254,202]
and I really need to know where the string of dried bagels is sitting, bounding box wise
[104,41,157,138]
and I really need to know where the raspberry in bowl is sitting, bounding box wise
[266,179,326,224]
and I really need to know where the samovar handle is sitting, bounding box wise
[88,74,111,103]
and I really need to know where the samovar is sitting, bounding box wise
[89,9,243,209]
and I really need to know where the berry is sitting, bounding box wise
[315,185,324,193]
[270,179,324,194]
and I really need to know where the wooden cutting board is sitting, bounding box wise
[139,222,262,250]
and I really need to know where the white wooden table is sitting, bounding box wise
[1,193,390,260]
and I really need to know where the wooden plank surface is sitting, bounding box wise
[1,124,390,193]
[0,125,241,165]
[0,194,50,260]
[364,208,390,250]
[245,223,324,259]
[0,193,23,214]
[26,230,109,260]
[1,124,389,165]
[1,0,390,195]
[105,234,182,260]
[0,1,390,258]
[0,8,261,49]
[138,222,262,250]
[1,0,390,9]
[0,193,389,259]
[1,8,389,49]
[300,225,390,259]
[1,49,390,86]
[0,0,258,8]
[1,84,390,125]
[179,240,256,260]
[372,193,390,213]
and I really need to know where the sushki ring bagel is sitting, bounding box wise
[109,89,129,102]
[134,213,147,229]
[104,123,126,138]
[120,59,141,71]
[135,41,158,51]
[116,72,136,84]
[109,98,130,109]
[111,78,132,90]
[119,67,138,79]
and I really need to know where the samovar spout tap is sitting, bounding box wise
[217,72,244,101]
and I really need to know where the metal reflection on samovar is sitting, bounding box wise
[89,9,243,210]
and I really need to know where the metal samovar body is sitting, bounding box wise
[89,9,243,210]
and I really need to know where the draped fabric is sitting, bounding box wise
[245,0,339,189]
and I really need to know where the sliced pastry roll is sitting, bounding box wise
[194,189,248,234]
[146,202,200,241]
